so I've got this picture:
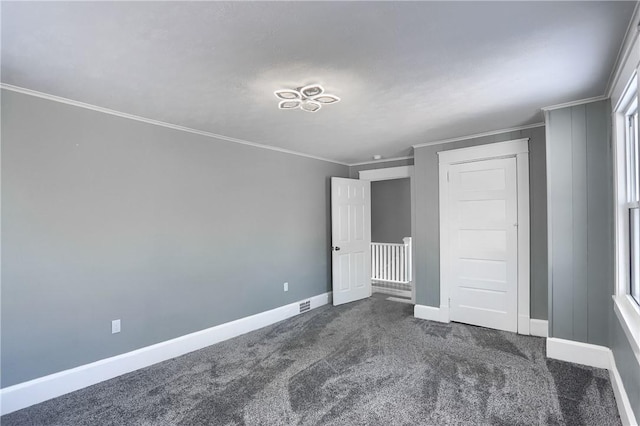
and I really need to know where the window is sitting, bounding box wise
[625,99,640,305]
[613,74,640,358]
[611,72,640,371]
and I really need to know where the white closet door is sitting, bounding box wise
[446,157,518,332]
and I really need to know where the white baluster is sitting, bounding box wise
[383,245,388,281]
[400,247,404,282]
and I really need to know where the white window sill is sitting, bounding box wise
[613,294,640,366]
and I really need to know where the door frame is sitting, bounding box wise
[359,165,415,303]
[438,139,531,334]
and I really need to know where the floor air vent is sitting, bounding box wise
[299,300,311,313]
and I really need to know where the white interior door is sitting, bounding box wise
[446,157,518,332]
[331,177,371,306]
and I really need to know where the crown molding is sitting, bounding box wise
[606,1,640,99]
[412,122,545,149]
[0,83,349,166]
[541,95,609,112]
[348,155,414,167]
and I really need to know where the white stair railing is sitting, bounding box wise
[371,237,412,284]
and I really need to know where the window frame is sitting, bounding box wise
[612,73,640,364]
[624,98,639,205]
[624,96,640,306]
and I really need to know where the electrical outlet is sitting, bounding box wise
[284,282,289,292]
[112,319,121,334]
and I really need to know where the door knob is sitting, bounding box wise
[333,246,341,251]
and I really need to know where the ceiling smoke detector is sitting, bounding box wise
[274,84,340,112]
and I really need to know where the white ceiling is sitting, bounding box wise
[2,1,635,164]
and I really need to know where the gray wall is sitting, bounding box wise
[413,126,548,320]
[1,90,349,387]
[545,100,612,346]
[371,179,411,244]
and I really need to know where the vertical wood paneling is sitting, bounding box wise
[546,100,613,345]
[548,107,575,340]
[586,101,612,346]
[571,105,588,343]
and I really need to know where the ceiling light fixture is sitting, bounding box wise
[274,84,340,113]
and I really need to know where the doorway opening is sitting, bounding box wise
[370,178,412,302]
[359,166,415,304]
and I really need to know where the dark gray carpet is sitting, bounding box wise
[2,294,621,425]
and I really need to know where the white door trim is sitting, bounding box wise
[438,138,531,334]
[359,165,415,303]
[358,165,412,181]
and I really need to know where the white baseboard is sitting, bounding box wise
[414,304,450,323]
[414,306,545,337]
[0,292,332,416]
[546,337,611,369]
[529,319,548,337]
[608,351,639,426]
[546,337,638,426]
